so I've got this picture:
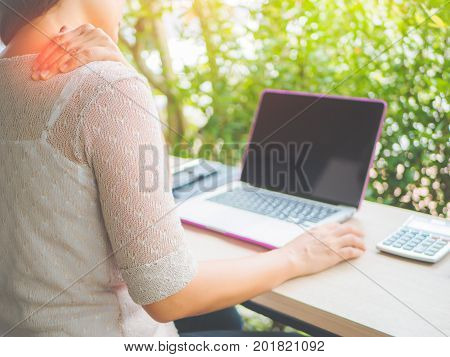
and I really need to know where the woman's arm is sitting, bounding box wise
[145,223,365,323]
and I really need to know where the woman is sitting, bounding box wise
[0,0,365,337]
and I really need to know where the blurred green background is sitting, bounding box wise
[120,0,449,216]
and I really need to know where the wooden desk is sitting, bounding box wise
[183,201,450,337]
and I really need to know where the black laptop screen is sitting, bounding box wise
[240,91,386,208]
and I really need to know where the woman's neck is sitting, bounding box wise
[1,3,89,59]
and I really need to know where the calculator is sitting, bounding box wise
[377,215,450,263]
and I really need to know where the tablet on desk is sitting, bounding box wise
[377,215,450,263]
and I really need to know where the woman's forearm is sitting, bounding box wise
[144,222,366,323]
[144,248,296,323]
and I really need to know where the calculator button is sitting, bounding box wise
[403,245,414,251]
[414,244,427,252]
[425,246,440,253]
[393,243,403,248]
[425,251,437,256]
[383,240,394,246]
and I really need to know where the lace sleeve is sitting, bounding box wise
[77,75,198,305]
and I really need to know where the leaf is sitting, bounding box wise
[429,15,447,29]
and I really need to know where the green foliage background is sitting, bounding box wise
[122,0,449,217]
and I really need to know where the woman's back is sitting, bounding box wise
[0,55,197,336]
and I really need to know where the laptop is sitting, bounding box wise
[177,90,387,249]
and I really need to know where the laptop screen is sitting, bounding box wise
[241,90,386,208]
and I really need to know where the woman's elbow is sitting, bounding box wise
[141,275,202,323]
[143,300,191,323]
[148,311,176,324]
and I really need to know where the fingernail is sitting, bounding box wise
[32,72,40,80]
[40,70,50,79]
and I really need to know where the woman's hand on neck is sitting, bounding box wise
[1,2,90,58]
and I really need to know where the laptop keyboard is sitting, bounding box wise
[208,188,339,224]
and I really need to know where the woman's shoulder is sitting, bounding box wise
[81,60,143,82]
[49,61,154,165]
[71,61,150,110]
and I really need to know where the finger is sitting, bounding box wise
[35,41,70,73]
[37,47,69,78]
[52,23,95,48]
[55,49,81,73]
[338,234,366,251]
[339,247,364,260]
[38,35,84,72]
[41,49,80,80]
[32,26,68,71]
[45,46,97,79]
[40,27,104,73]
[58,46,102,74]
[39,36,85,74]
[33,45,64,79]
[35,24,94,71]
[333,223,364,238]
[33,42,59,72]
[57,53,89,74]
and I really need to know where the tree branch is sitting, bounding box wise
[119,30,169,95]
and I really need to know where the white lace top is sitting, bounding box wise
[0,55,198,336]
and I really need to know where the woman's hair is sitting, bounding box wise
[0,0,60,45]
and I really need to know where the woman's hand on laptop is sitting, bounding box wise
[32,24,130,81]
[281,222,366,277]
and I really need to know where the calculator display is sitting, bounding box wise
[405,216,450,239]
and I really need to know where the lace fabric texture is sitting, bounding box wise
[0,55,198,336]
